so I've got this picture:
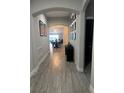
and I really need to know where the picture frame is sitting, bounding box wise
[73,22,76,30]
[39,20,46,36]
[39,20,48,37]
[70,22,76,32]
[70,13,76,22]
[44,24,48,37]
[73,32,76,40]
[39,20,44,36]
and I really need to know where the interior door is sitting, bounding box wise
[84,18,94,68]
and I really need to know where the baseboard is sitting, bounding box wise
[30,51,50,77]
[76,65,84,72]
[89,84,94,93]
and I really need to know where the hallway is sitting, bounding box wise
[31,46,90,93]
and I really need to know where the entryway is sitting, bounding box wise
[84,18,94,82]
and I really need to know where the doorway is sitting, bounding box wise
[84,18,94,82]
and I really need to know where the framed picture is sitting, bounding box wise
[39,20,45,36]
[70,13,76,22]
[70,22,76,32]
[73,13,76,20]
[44,24,48,37]
[73,22,76,30]
[73,32,76,40]
[71,32,76,40]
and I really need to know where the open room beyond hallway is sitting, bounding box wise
[31,46,90,93]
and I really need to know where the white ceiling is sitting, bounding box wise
[45,11,70,18]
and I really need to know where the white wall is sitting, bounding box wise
[69,14,80,69]
[78,10,86,72]
[30,14,49,75]
[68,10,86,72]
[48,17,69,27]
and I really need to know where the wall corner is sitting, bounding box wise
[76,64,84,72]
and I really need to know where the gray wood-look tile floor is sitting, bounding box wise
[31,46,90,93]
[84,63,91,84]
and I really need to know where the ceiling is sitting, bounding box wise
[45,10,70,18]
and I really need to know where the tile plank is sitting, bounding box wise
[31,47,90,93]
